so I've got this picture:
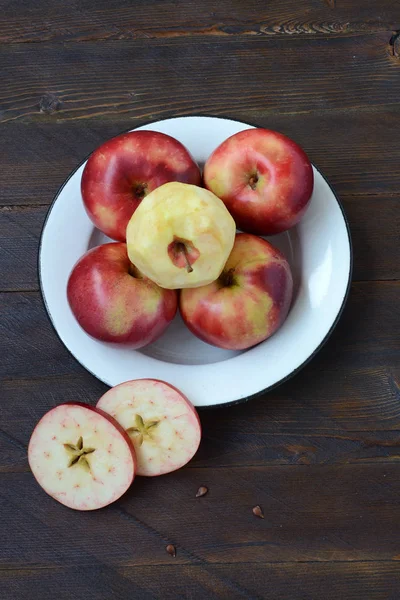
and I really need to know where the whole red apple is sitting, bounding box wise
[67,243,178,347]
[180,233,293,350]
[203,128,313,235]
[81,131,201,241]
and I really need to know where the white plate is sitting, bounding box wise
[39,116,352,408]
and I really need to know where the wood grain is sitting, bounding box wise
[1,1,400,596]
[1,34,399,124]
[0,0,399,42]
[1,364,400,476]
[0,206,45,292]
[2,463,400,571]
[345,195,399,281]
[0,190,399,295]
[1,562,400,600]
[0,292,85,381]
[1,283,399,384]
[1,107,400,200]
[1,281,399,476]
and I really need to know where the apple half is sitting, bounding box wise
[28,403,136,510]
[97,379,201,476]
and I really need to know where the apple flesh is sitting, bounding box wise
[180,233,293,350]
[28,403,136,510]
[67,242,177,347]
[203,128,314,235]
[126,182,236,289]
[97,379,201,476]
[81,130,201,241]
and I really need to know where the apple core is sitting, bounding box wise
[167,238,200,273]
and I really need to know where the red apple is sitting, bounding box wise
[81,130,201,241]
[180,233,293,350]
[203,128,314,235]
[28,402,136,510]
[97,379,202,477]
[67,242,177,347]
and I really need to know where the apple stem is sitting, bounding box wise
[220,267,235,287]
[177,242,193,273]
[133,183,147,200]
[248,173,259,190]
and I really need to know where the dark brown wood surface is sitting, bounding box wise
[1,1,400,598]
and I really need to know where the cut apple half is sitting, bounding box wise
[97,379,201,476]
[28,403,136,510]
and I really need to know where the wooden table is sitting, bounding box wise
[1,1,400,598]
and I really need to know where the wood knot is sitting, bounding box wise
[39,93,62,114]
[390,31,400,58]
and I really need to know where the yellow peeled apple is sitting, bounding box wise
[126,182,236,289]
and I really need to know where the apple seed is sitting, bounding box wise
[166,544,176,557]
[252,505,264,519]
[195,486,208,498]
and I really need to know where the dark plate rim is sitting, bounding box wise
[38,114,353,411]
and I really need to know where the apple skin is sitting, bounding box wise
[81,130,201,241]
[203,128,314,235]
[179,233,293,350]
[67,243,178,347]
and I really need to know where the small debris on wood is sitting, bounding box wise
[390,31,400,58]
[252,505,264,519]
[166,544,176,557]
[196,486,208,498]
[39,93,62,114]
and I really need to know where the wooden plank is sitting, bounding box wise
[1,283,399,384]
[1,365,400,476]
[0,0,399,42]
[0,282,399,474]
[0,206,45,292]
[344,196,400,281]
[2,562,400,600]
[2,462,400,568]
[1,107,399,206]
[1,3,398,598]
[0,190,399,295]
[0,292,86,381]
[1,34,399,124]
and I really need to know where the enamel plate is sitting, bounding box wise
[39,116,352,408]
